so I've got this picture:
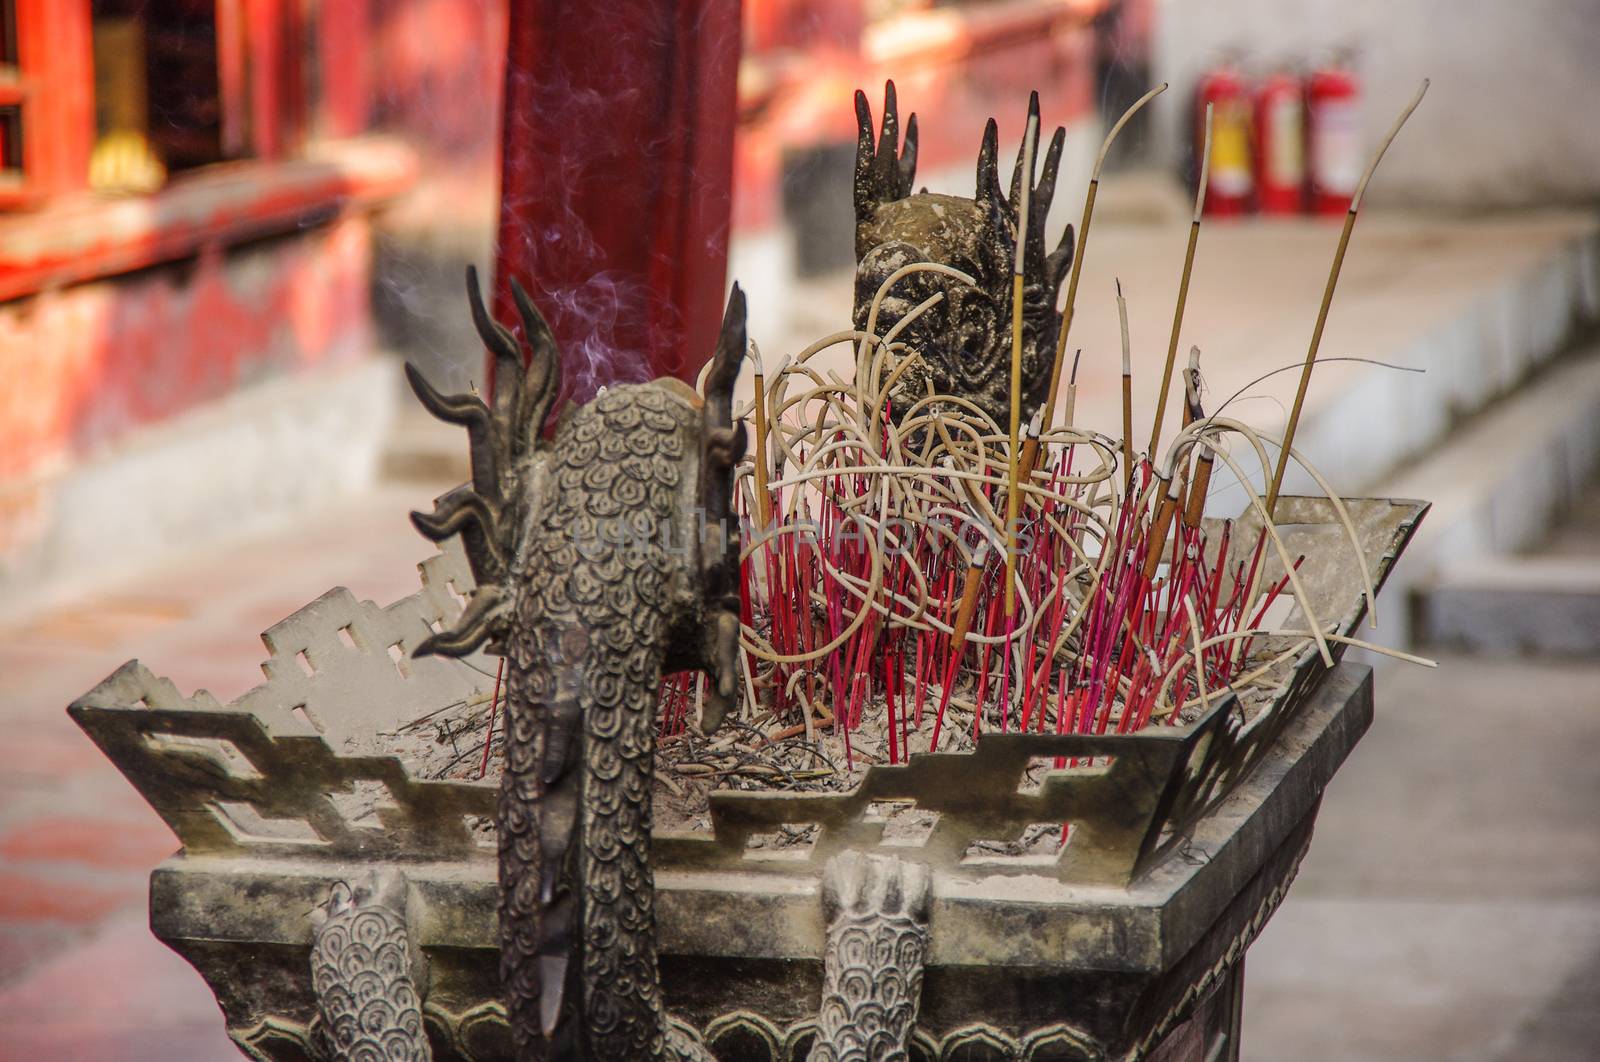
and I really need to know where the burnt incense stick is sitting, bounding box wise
[749,339,771,528]
[1116,279,1135,495]
[1265,78,1429,516]
[1182,348,1214,528]
[1005,113,1039,618]
[1041,83,1167,435]
[1017,406,1044,496]
[1142,473,1182,582]
[929,541,990,750]
[1150,103,1212,461]
[1063,348,1081,427]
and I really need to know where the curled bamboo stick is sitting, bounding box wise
[1264,79,1429,516]
[1117,278,1135,495]
[1150,102,1212,459]
[1005,114,1039,617]
[1041,83,1168,434]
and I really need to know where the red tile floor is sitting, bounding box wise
[0,482,453,1060]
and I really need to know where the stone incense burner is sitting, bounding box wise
[69,83,1431,1062]
[71,482,1423,1060]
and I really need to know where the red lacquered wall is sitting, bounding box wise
[491,0,743,403]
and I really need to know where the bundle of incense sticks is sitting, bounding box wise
[629,80,1435,781]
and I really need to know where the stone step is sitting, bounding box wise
[1415,555,1600,656]
[738,206,1600,510]
[1412,457,1600,656]
[395,210,1600,521]
[1361,341,1600,651]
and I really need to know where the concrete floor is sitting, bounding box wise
[1244,654,1600,1061]
[0,484,453,1061]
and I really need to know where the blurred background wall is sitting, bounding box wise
[1151,0,1600,208]
[0,0,1138,601]
[366,0,503,392]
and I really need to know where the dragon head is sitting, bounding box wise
[853,82,1075,427]
[404,270,747,735]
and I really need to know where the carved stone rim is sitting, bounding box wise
[148,661,1374,975]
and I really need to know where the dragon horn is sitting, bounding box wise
[698,285,747,734]
[853,88,877,223]
[404,362,488,429]
[975,117,1002,207]
[854,80,918,226]
[1034,125,1067,234]
[414,585,508,658]
[1046,222,1076,292]
[703,283,745,427]
[872,80,902,200]
[466,265,523,415]
[508,276,563,447]
[410,488,505,567]
[900,111,919,194]
[403,363,502,550]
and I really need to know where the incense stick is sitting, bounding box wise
[1142,474,1181,580]
[930,542,989,751]
[1117,278,1135,495]
[1150,103,1212,460]
[1064,349,1081,427]
[749,339,771,528]
[1040,83,1168,435]
[1005,113,1039,618]
[1264,79,1429,515]
[1182,348,1214,528]
[719,223,1418,763]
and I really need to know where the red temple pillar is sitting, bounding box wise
[491,0,743,405]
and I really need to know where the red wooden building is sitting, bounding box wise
[0,0,418,595]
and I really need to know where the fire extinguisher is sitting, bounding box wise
[1255,67,1305,215]
[1307,56,1362,215]
[1195,59,1254,216]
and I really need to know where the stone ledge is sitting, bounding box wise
[1372,341,1600,649]
[0,357,398,617]
[1415,556,1600,656]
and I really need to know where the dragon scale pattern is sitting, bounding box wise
[501,386,709,1060]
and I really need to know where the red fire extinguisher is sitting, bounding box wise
[1254,68,1305,215]
[1307,57,1362,215]
[1195,60,1253,216]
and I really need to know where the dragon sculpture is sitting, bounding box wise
[389,270,934,1062]
[406,269,746,1060]
[853,81,1076,430]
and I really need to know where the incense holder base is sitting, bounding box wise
[95,661,1367,1061]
